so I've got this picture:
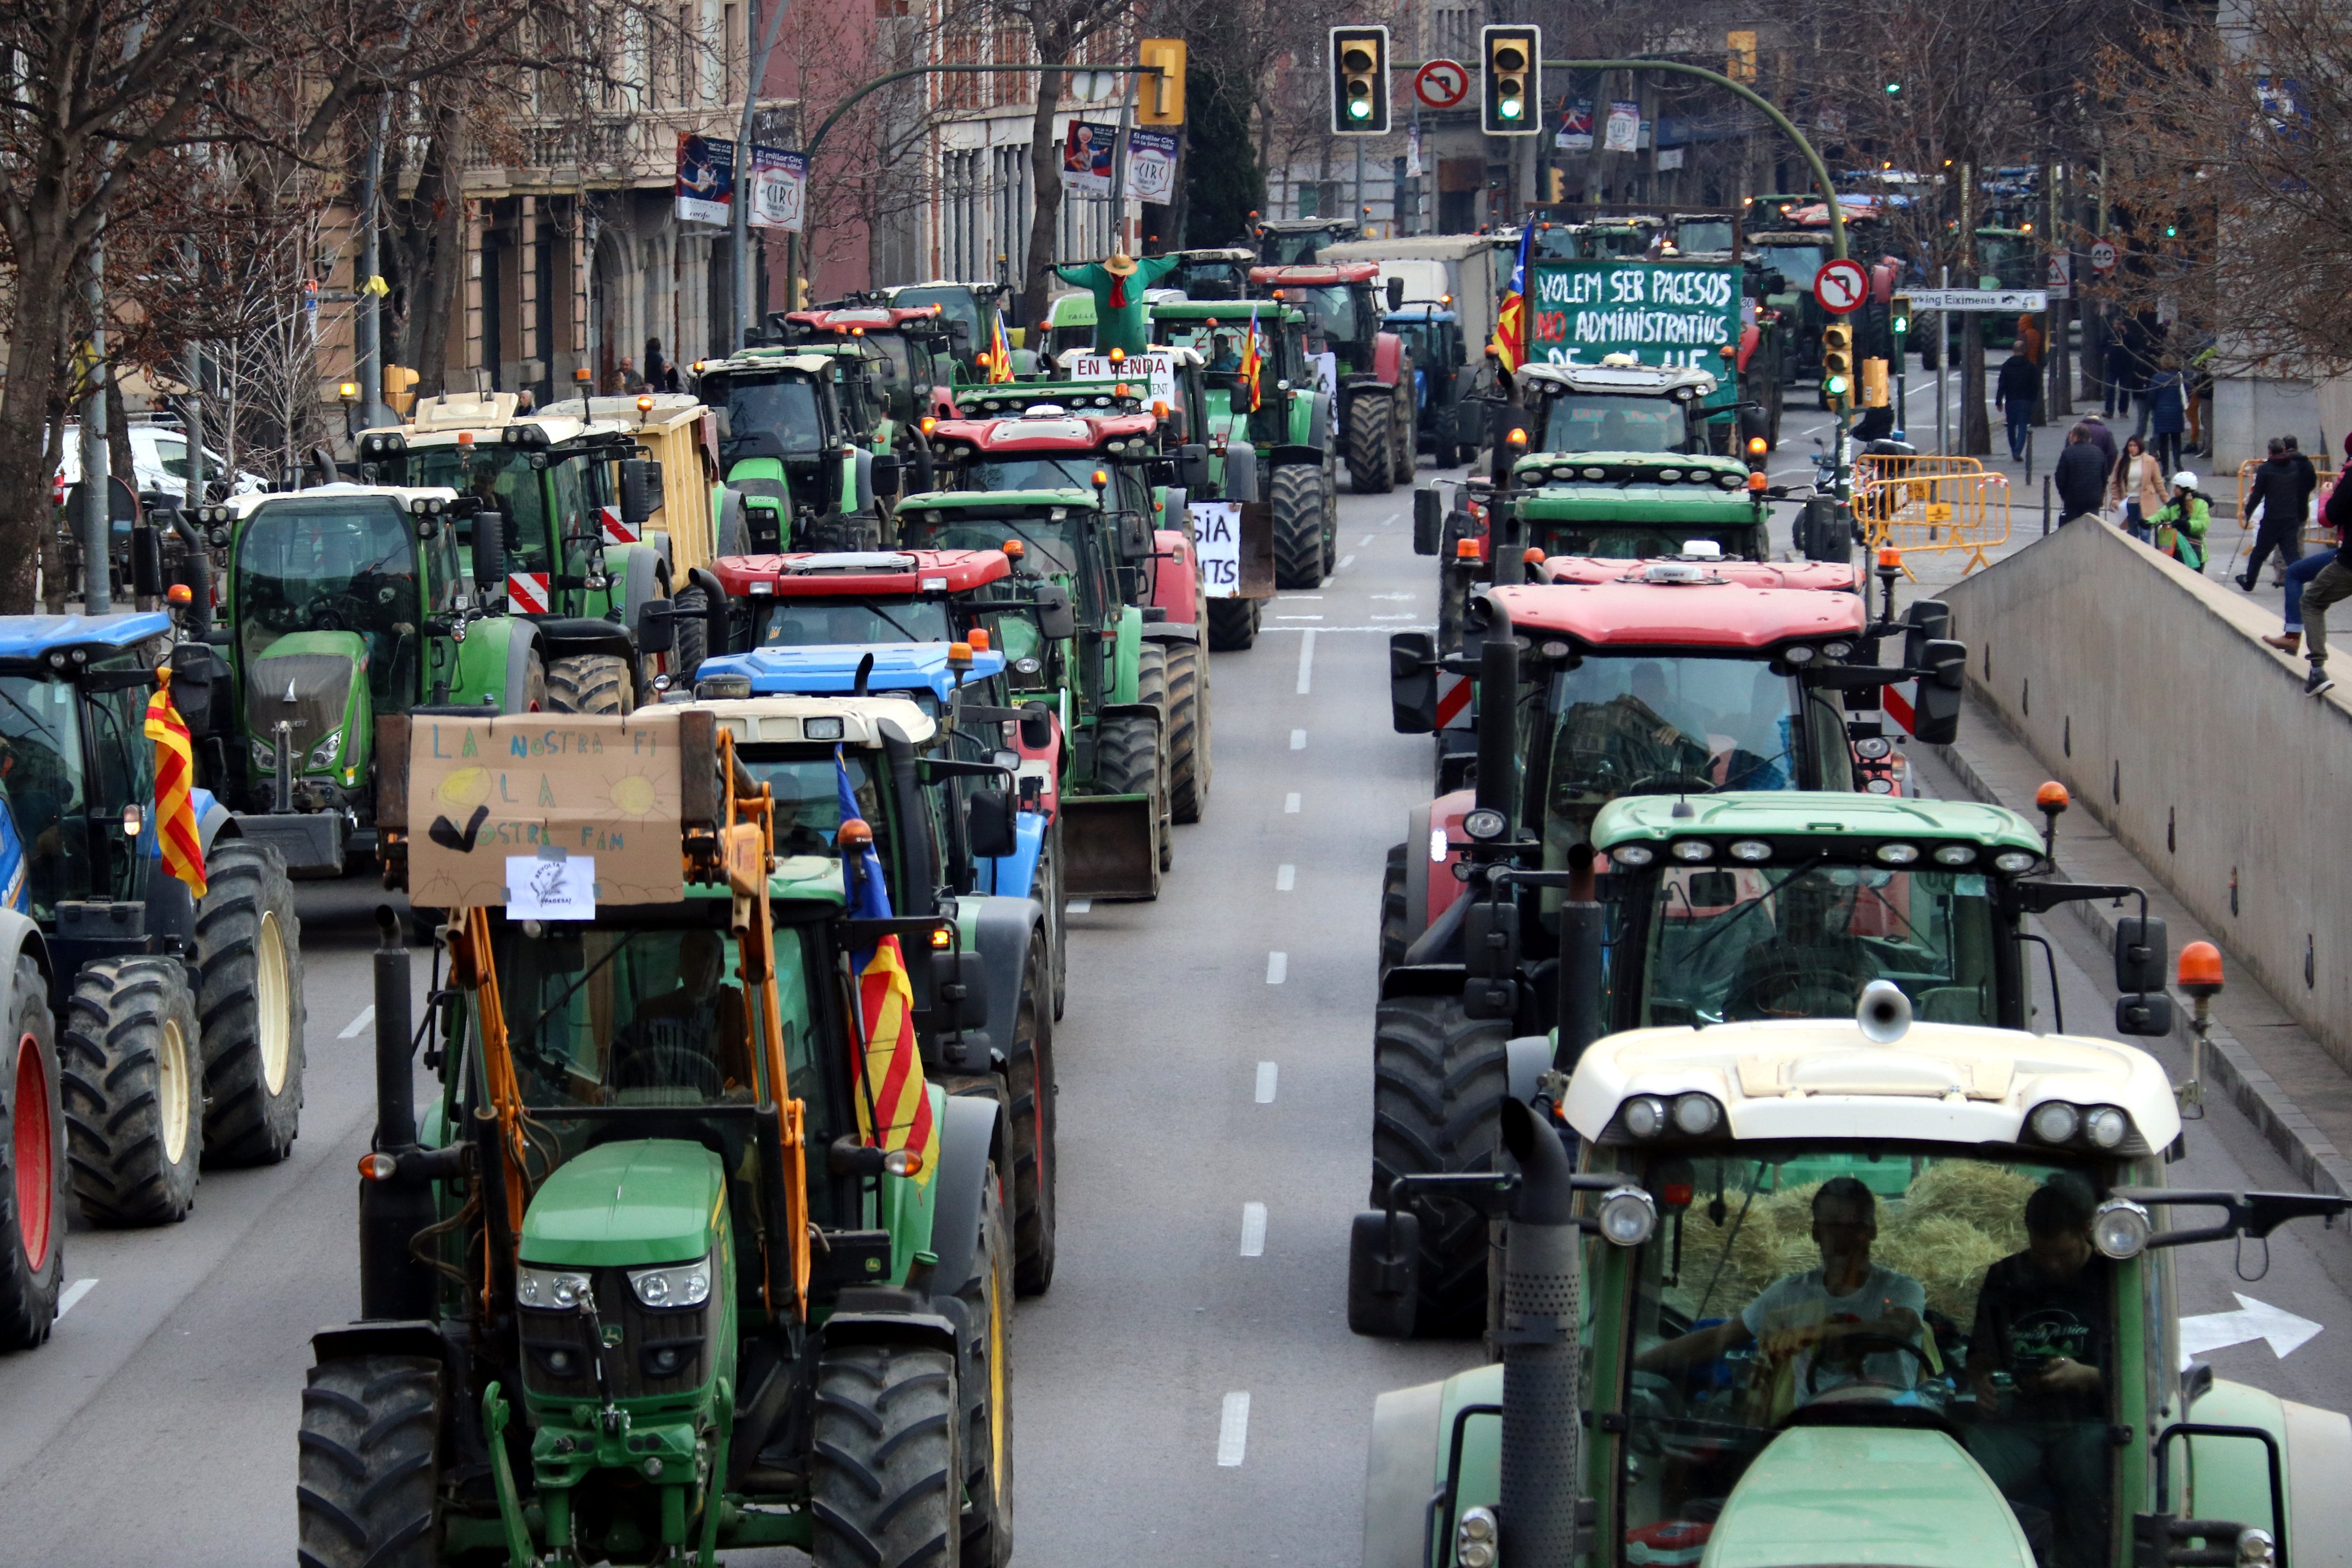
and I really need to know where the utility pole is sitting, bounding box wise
[81,251,111,614]
[355,111,390,431]
[1107,66,1138,251]
[733,0,793,349]
[183,340,205,514]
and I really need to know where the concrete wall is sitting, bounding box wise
[1939,519,2352,1074]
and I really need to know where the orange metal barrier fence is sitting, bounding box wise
[1853,455,2012,575]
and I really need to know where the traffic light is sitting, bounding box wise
[1137,37,1186,126]
[1329,26,1390,135]
[1821,322,1854,410]
[1481,25,1540,135]
[383,363,420,418]
[1890,295,1913,342]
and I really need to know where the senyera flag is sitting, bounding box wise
[1238,301,1264,413]
[144,665,206,898]
[1491,221,1534,374]
[834,754,934,1183]
[989,308,1015,384]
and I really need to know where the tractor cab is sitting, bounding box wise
[1251,262,1393,368]
[1251,262,1414,492]
[924,410,1169,603]
[1518,360,1723,458]
[709,547,1071,682]
[1252,215,1359,265]
[1163,247,1257,302]
[883,280,1005,377]
[693,350,885,551]
[1042,292,1097,359]
[773,304,965,425]
[1499,442,1770,564]
[1386,304,1480,467]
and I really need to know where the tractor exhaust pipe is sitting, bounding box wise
[164,507,212,634]
[1472,600,1519,823]
[1498,1096,1581,1565]
[358,905,434,1320]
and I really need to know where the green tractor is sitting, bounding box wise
[1351,825,2342,1568]
[690,349,906,553]
[304,709,1014,1567]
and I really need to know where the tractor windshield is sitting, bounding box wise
[1287,285,1366,356]
[753,596,952,648]
[715,375,829,458]
[968,456,1100,498]
[1616,1144,2116,1568]
[1541,395,1697,455]
[405,448,554,576]
[902,507,1084,578]
[0,672,91,917]
[895,287,983,347]
[736,749,906,899]
[1757,247,1828,291]
[1674,219,1736,252]
[1629,862,2001,1027]
[233,500,423,709]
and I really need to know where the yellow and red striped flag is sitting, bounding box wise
[144,666,206,899]
[836,756,933,1183]
[1490,223,1534,375]
[1238,302,1264,413]
[988,308,1015,384]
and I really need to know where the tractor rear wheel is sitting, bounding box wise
[546,652,634,715]
[1271,465,1325,590]
[1006,933,1055,1295]
[1093,713,1168,878]
[1133,644,1174,868]
[1037,820,1066,1021]
[0,956,64,1348]
[671,584,711,685]
[1371,993,1510,1338]
[1206,598,1257,651]
[1379,842,1409,984]
[1347,394,1395,494]
[194,840,306,1166]
[812,1342,961,1568]
[955,1172,1016,1567]
[1165,640,1206,824]
[296,1353,443,1568]
[1393,384,1417,477]
[62,956,201,1226]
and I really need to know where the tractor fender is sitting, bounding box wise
[193,787,235,852]
[853,448,875,514]
[1139,620,1199,645]
[946,894,1043,1079]
[819,1307,961,1362]
[922,1089,998,1302]
[1147,529,1200,625]
[2186,1379,2352,1566]
[1110,608,1144,705]
[311,1320,449,1368]
[613,540,664,621]
[1097,701,1162,734]
[1424,788,1476,927]
[978,810,1048,902]
[1306,389,1333,451]
[1738,322,1761,375]
[471,617,537,712]
[530,616,636,665]
[1505,1035,1555,1104]
[0,911,49,1006]
[1223,439,1259,504]
[1401,802,1434,952]
[1268,444,1325,471]
[1373,330,1407,388]
[1365,1379,1449,1568]
[1378,962,1467,1003]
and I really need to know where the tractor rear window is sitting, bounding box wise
[736,749,919,910]
[716,376,827,458]
[754,596,952,649]
[904,507,1082,578]
[0,673,89,917]
[1542,395,1694,455]
[233,500,424,710]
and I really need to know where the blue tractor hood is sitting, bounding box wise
[0,612,175,658]
[701,642,1008,706]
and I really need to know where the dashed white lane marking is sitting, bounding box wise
[1372,592,1415,601]
[1255,1061,1278,1102]
[1284,793,1300,813]
[57,1279,96,1317]
[1240,1203,1268,1257]
[1371,614,1417,621]
[1289,729,1306,749]
[1066,899,1092,914]
[1217,1392,1252,1466]
[1340,554,1356,569]
[339,1005,375,1039]
[1359,533,1374,545]
[1276,593,1324,600]
[1276,864,1295,891]
[1295,629,1316,694]
[1265,952,1287,984]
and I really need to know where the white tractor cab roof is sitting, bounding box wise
[1562,1014,2183,1157]
[377,391,631,449]
[195,483,464,525]
[1515,358,1721,401]
[697,350,840,379]
[671,694,938,750]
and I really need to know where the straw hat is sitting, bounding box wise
[1104,253,1139,277]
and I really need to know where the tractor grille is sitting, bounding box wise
[519,1268,709,1402]
[244,654,355,772]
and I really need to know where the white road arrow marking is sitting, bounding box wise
[2178,1294,2324,1367]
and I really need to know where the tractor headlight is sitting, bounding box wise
[1597,1185,1660,1247]
[1994,850,2041,873]
[628,1256,713,1309]
[2092,1197,2152,1260]
[1457,1505,1498,1568]
[2027,1101,2081,1144]
[251,738,277,770]
[308,731,341,772]
[1609,843,1654,867]
[802,716,846,741]
[1622,1096,1669,1138]
[516,1265,595,1310]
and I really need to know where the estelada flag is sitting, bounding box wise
[835,754,934,1183]
[988,308,1015,384]
[1490,222,1534,374]
[144,666,206,899]
[1238,302,1264,413]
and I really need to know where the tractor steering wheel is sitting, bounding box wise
[1729,955,1871,1020]
[1799,1332,1937,1401]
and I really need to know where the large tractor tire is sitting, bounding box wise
[1395,385,1417,477]
[1324,465,1341,573]
[1271,465,1325,590]
[1037,821,1066,1021]
[0,956,64,1348]
[1133,644,1174,869]
[1206,598,1257,651]
[61,956,201,1227]
[955,1173,1016,1567]
[671,584,711,685]
[296,1353,443,1568]
[1379,842,1409,985]
[1006,933,1055,1294]
[812,1342,961,1568]
[546,652,634,715]
[195,840,306,1166]
[1347,394,1396,494]
[1370,993,1510,1338]
[1165,640,1207,824]
[1093,713,1169,877]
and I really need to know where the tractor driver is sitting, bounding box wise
[1723,872,1881,1019]
[1207,334,1242,375]
[1635,1177,1926,1415]
[614,928,752,1100]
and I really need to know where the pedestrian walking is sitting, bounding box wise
[2267,433,2352,656]
[2143,357,2188,472]
[1996,345,2039,462]
[2130,312,2165,438]
[2187,348,2216,457]
[609,356,643,393]
[2055,428,2108,522]
[2016,314,2045,366]
[2150,471,2210,571]
[645,337,678,394]
[2238,438,2308,590]
[2073,412,2117,474]
[2297,443,2352,695]
[2109,434,2164,540]
[2103,326,2135,419]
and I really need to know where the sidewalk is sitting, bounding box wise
[1924,689,2352,1202]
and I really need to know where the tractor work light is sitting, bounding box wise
[2092,1197,2152,1259]
[802,716,846,741]
[517,1265,595,1310]
[1458,1506,1499,1568]
[1598,1185,1660,1246]
[1993,850,2040,873]
[1875,842,1919,864]
[1932,843,1977,866]
[1672,1093,1723,1136]
[1622,1096,1669,1137]
[2028,1101,2081,1144]
[2084,1106,2131,1149]
[1462,807,1507,841]
[1854,737,1895,760]
[1727,839,1772,862]
[1669,840,1712,863]
[627,1256,712,1309]
[1610,843,1655,867]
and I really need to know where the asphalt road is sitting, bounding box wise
[0,459,2348,1565]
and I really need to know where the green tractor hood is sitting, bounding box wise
[1702,1425,2035,1568]
[519,1140,726,1268]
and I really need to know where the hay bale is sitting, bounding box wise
[1901,1161,2037,1253]
[1877,1213,2008,1322]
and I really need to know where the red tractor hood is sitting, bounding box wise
[933,412,1159,453]
[713,548,1011,598]
[1491,579,1868,649]
[1538,557,1862,593]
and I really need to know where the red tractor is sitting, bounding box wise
[1250,262,1415,493]
[774,304,965,427]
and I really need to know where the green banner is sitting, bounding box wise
[1526,259,1743,404]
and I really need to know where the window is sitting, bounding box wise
[1541,394,1698,455]
[0,673,90,918]
[754,595,952,647]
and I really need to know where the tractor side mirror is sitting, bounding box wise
[166,642,220,738]
[1119,509,1152,558]
[2116,992,2176,1037]
[929,948,989,1031]
[1032,583,1076,641]
[870,452,903,501]
[2114,916,2169,995]
[1904,598,1954,671]
[1017,702,1053,750]
[1347,1209,1422,1337]
[1387,276,1407,312]
[472,510,507,594]
[1413,487,1444,555]
[1910,638,1966,745]
[619,459,663,526]
[1462,900,1521,1020]
[1389,631,1439,733]
[1178,443,1211,491]
[130,525,164,599]
[636,597,676,655]
[965,787,1017,859]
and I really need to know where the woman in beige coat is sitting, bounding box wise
[2109,434,2166,540]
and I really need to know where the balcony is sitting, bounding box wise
[461,102,798,195]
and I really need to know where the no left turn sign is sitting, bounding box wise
[1814,258,1869,314]
[1413,59,1469,110]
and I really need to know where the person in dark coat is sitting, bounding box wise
[2239,438,2308,590]
[1996,348,2040,462]
[2071,414,2117,475]
[2054,428,2108,522]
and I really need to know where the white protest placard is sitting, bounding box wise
[1069,351,1178,405]
[507,852,597,919]
[1191,501,1242,598]
[1313,351,1338,400]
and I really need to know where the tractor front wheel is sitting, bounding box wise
[1133,644,1174,869]
[1371,993,1510,1338]
[1347,394,1396,494]
[671,584,711,685]
[1393,384,1417,477]
[0,956,64,1347]
[62,956,202,1226]
[546,652,635,715]
[1006,933,1055,1295]
[1271,465,1324,590]
[1093,713,1168,878]
[956,1172,1016,1567]
[296,1354,443,1568]
[194,840,306,1166]
[1379,842,1409,985]
[1205,598,1257,651]
[812,1342,962,1568]
[1165,640,1207,824]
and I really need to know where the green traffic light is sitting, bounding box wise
[1825,375,1849,396]
[1885,81,1901,94]
[1500,97,1523,119]
[1349,98,1371,119]
[2165,224,2177,237]
[1892,317,1909,335]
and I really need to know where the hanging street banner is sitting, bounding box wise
[749,146,807,232]
[1406,121,1423,177]
[1061,121,1117,194]
[1556,97,1594,150]
[675,134,734,226]
[1525,257,1743,411]
[1603,100,1641,152]
[1127,128,1179,205]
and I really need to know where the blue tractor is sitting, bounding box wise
[1386,304,1483,469]
[0,613,306,1351]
